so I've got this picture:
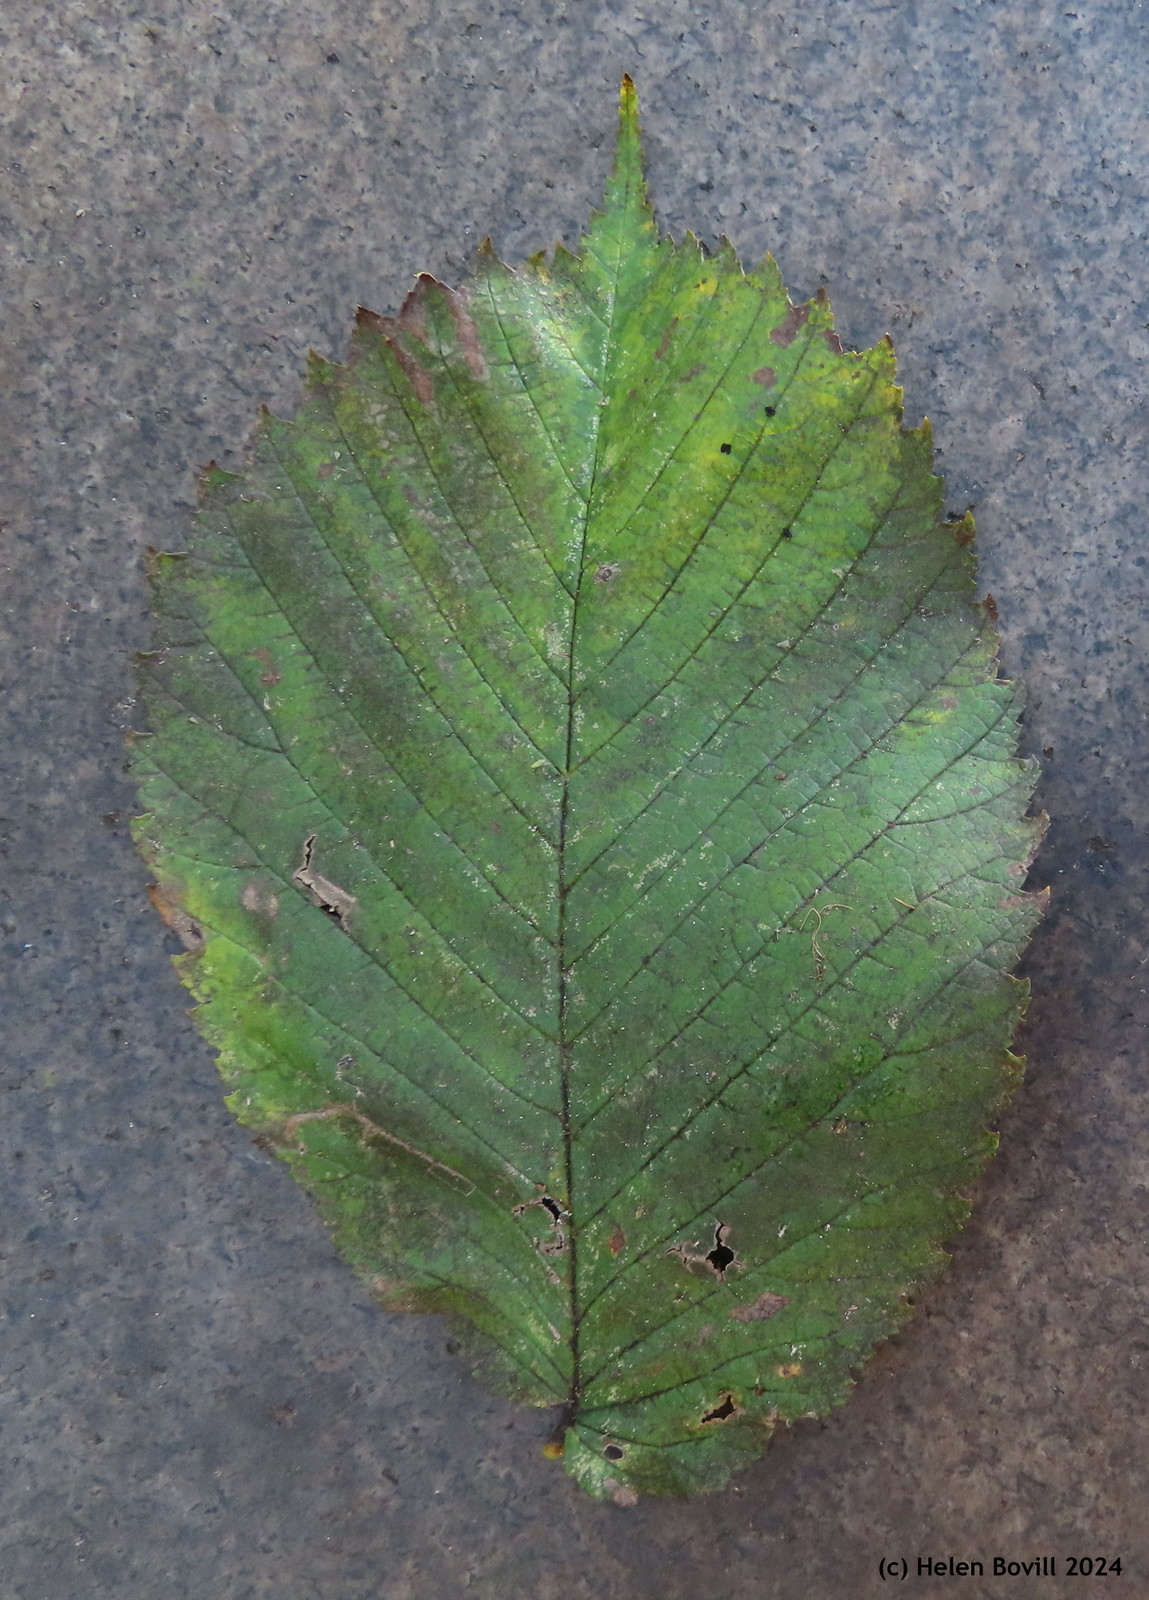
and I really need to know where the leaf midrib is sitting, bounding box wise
[556,152,643,1416]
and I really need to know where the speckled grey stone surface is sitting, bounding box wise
[3,2,1148,1595]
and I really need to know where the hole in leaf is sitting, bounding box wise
[701,1392,738,1424]
[720,441,732,454]
[292,833,357,927]
[705,1222,736,1277]
[667,1220,740,1279]
[780,526,793,540]
[764,404,777,416]
[514,1192,569,1260]
[603,1442,625,1461]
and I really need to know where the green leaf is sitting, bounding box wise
[132,78,1045,1501]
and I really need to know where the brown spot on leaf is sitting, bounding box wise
[999,886,1051,914]
[285,1104,474,1194]
[981,592,999,623]
[605,1478,639,1508]
[317,460,335,480]
[249,647,281,687]
[654,317,679,359]
[824,329,844,354]
[388,338,434,405]
[775,1363,803,1378]
[146,883,204,954]
[355,304,387,336]
[360,294,437,404]
[398,282,429,341]
[608,1224,626,1256]
[594,563,620,584]
[770,302,809,347]
[752,365,776,386]
[730,1291,790,1324]
[443,283,487,380]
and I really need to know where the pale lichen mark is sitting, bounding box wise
[241,881,280,918]
[282,1103,475,1195]
[292,833,357,925]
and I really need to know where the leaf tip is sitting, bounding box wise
[196,459,238,500]
[610,72,648,205]
[354,303,386,333]
[949,508,977,546]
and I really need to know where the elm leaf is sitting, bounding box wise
[132,79,1045,1500]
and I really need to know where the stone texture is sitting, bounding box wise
[3,2,1147,1594]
